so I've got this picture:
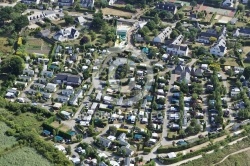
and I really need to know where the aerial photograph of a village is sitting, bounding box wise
[1,0,250,165]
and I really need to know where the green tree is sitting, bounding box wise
[170,30,179,39]
[1,56,24,76]
[237,4,244,11]
[13,15,29,31]
[243,66,250,79]
[190,0,197,7]
[209,36,217,43]
[64,15,74,25]
[89,30,97,41]
[108,126,117,136]
[153,14,160,24]
[166,12,173,19]
[220,57,226,64]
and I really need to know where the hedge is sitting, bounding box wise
[144,147,153,153]
[107,5,136,13]
[157,137,209,153]
[117,128,129,134]
[239,40,250,46]
[58,130,72,139]
[98,107,112,112]
[42,123,55,133]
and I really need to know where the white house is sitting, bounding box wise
[231,88,240,97]
[103,96,113,104]
[153,27,172,43]
[53,27,79,41]
[223,0,234,7]
[23,68,35,76]
[41,70,54,78]
[109,0,117,5]
[58,0,74,6]
[210,38,227,57]
[21,0,40,4]
[62,86,74,97]
[45,83,57,92]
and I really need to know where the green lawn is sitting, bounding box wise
[0,122,17,152]
[224,58,238,66]
[0,147,52,166]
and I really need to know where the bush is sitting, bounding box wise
[144,147,152,153]
[157,137,209,153]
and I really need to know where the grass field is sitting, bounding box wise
[102,7,133,17]
[0,147,52,166]
[26,38,51,55]
[0,37,13,55]
[220,149,250,166]
[224,58,238,66]
[0,122,17,152]
[0,109,44,132]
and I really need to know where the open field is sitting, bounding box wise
[199,5,235,17]
[224,58,238,66]
[219,149,250,166]
[0,122,17,152]
[26,37,51,55]
[0,109,44,132]
[0,37,13,55]
[51,121,70,132]
[102,7,133,17]
[0,147,52,166]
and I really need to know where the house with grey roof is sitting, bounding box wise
[156,2,178,14]
[175,64,185,75]
[22,0,40,4]
[99,137,112,148]
[69,89,83,106]
[120,146,134,157]
[55,73,82,86]
[80,0,94,8]
[196,29,218,44]
[210,27,227,57]
[233,27,250,37]
[53,27,79,41]
[166,35,189,56]
[58,0,74,6]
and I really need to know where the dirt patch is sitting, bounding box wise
[218,16,232,23]
[102,7,133,17]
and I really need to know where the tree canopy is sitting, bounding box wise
[0,56,25,76]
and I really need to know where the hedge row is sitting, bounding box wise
[158,144,219,164]
[144,147,153,153]
[157,137,209,153]
[107,5,136,13]
[239,40,250,46]
[98,107,112,112]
